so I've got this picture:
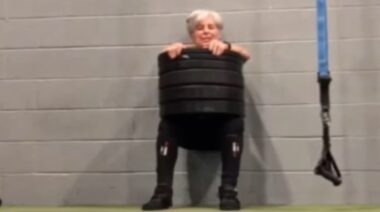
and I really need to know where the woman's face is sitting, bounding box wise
[191,16,221,48]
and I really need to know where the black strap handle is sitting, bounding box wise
[314,122,342,186]
[314,77,342,186]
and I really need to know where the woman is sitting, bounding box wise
[164,10,250,60]
[143,9,251,211]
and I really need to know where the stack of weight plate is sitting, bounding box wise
[158,48,246,117]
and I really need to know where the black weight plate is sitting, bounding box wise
[159,59,242,74]
[160,100,244,117]
[158,48,244,60]
[160,85,244,103]
[182,48,246,61]
[159,70,244,89]
[158,48,246,66]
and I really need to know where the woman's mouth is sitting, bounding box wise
[200,38,212,43]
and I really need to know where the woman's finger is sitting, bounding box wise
[220,43,227,55]
[213,40,222,55]
[214,44,220,55]
[210,40,218,55]
[216,43,224,55]
[208,41,214,53]
[168,49,175,59]
[175,44,183,58]
[170,46,178,59]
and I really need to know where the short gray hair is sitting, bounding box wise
[186,9,223,34]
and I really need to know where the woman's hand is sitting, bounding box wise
[210,40,251,60]
[208,39,229,56]
[163,42,186,59]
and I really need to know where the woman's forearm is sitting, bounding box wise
[230,44,251,60]
[180,42,251,60]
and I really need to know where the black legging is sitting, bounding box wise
[154,114,244,188]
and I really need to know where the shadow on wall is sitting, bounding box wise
[59,118,160,206]
[242,89,291,206]
[186,150,220,206]
[60,60,161,206]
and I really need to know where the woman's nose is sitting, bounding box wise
[202,28,211,34]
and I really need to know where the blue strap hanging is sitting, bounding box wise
[314,0,342,186]
[317,0,330,79]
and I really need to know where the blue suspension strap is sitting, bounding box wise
[314,0,342,186]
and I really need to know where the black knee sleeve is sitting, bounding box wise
[220,117,244,187]
[156,119,178,186]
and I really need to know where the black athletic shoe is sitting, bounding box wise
[142,185,172,210]
[218,185,241,210]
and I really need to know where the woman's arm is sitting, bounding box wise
[162,43,195,59]
[208,40,251,60]
[163,41,251,60]
[230,44,251,60]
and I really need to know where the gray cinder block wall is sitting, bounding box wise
[0,0,380,207]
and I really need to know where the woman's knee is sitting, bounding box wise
[223,117,244,135]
